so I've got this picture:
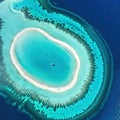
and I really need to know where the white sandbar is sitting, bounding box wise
[10,27,80,93]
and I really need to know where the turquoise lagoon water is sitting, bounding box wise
[14,30,75,87]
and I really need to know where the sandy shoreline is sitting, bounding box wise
[10,27,80,93]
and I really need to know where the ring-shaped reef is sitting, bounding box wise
[0,0,113,120]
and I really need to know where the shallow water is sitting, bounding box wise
[14,29,75,87]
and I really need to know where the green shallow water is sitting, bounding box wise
[0,0,113,120]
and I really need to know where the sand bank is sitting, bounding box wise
[10,28,80,93]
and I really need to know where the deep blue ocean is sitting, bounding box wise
[0,0,120,120]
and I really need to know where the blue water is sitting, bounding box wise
[51,1,120,120]
[0,0,120,120]
[14,30,75,87]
